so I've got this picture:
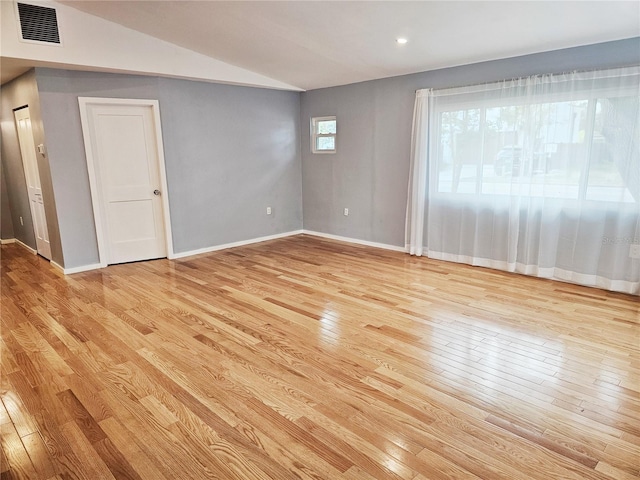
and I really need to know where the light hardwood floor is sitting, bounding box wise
[1,235,639,480]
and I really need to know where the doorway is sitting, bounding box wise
[78,98,173,266]
[14,106,52,260]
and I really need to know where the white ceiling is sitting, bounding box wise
[11,1,640,90]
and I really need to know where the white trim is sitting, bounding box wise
[150,102,174,260]
[50,261,63,273]
[427,250,639,296]
[1,238,16,245]
[14,106,53,260]
[302,230,406,253]
[78,97,174,268]
[51,260,103,275]
[13,238,37,254]
[171,230,304,259]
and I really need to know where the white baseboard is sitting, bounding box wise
[43,230,303,274]
[50,261,64,273]
[17,239,37,254]
[427,250,639,296]
[51,261,103,275]
[39,229,406,274]
[171,230,304,260]
[3,238,38,254]
[302,230,406,253]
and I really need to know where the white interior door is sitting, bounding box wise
[82,102,168,265]
[14,107,51,260]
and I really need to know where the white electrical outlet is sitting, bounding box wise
[630,244,640,259]
[266,206,272,215]
[20,216,23,226]
[343,208,349,216]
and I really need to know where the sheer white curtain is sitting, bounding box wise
[406,66,640,295]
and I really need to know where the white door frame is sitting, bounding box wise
[14,106,52,260]
[78,97,174,267]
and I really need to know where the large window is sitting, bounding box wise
[432,76,639,204]
[406,66,640,295]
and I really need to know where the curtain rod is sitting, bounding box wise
[413,64,640,94]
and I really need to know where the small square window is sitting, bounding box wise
[311,116,336,154]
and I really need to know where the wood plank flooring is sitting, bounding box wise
[1,234,639,479]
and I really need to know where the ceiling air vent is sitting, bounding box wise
[17,2,60,44]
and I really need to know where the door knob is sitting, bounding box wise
[153,189,161,196]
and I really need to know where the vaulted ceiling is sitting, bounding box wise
[5,1,640,90]
[59,1,640,90]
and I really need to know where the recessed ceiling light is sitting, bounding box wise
[396,38,408,45]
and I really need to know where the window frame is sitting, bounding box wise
[311,116,337,154]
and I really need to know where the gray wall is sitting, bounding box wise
[1,161,15,240]
[0,70,63,262]
[35,70,162,267]
[158,78,302,252]
[35,69,302,268]
[300,38,640,247]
